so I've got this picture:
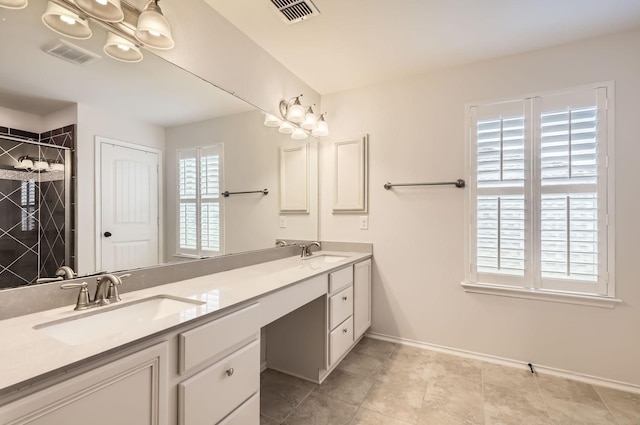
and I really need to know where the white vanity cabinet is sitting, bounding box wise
[0,342,169,425]
[266,258,372,383]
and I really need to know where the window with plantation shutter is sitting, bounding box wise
[177,145,224,257]
[466,84,615,303]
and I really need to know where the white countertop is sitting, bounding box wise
[0,251,370,396]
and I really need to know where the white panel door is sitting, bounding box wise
[101,143,159,271]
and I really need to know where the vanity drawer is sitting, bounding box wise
[218,392,260,425]
[329,316,353,365]
[178,340,259,425]
[329,286,353,330]
[179,303,259,374]
[329,266,353,293]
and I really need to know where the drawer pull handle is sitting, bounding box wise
[226,368,235,377]
[342,328,348,334]
[342,296,348,301]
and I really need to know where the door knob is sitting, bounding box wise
[104,232,112,237]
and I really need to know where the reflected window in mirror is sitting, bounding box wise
[178,145,224,257]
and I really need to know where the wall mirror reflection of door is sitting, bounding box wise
[96,137,161,272]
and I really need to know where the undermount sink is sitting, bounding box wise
[302,254,349,264]
[34,295,205,346]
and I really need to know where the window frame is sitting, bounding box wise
[463,82,618,308]
[175,144,224,258]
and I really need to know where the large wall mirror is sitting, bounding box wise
[0,0,318,289]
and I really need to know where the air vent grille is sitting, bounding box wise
[269,0,320,24]
[42,39,101,66]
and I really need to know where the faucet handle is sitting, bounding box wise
[61,282,91,311]
[116,273,131,282]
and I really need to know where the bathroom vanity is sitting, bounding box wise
[0,252,372,425]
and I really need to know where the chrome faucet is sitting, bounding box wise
[61,273,130,310]
[301,241,321,257]
[276,240,288,247]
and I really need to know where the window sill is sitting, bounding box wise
[461,281,622,309]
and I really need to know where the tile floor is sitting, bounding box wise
[259,337,640,425]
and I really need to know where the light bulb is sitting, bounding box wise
[59,14,76,25]
[286,97,305,123]
[96,0,108,5]
[301,107,318,130]
[117,44,131,51]
[312,114,329,137]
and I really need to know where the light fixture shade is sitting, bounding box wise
[135,0,175,50]
[291,128,308,140]
[278,121,295,134]
[263,113,282,128]
[312,114,329,137]
[104,32,143,62]
[42,2,92,40]
[0,0,28,10]
[75,0,124,22]
[301,107,318,130]
[286,97,305,123]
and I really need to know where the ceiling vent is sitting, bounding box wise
[269,0,320,24]
[42,39,101,66]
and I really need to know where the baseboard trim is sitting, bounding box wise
[366,331,640,395]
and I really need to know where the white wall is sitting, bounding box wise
[320,29,640,386]
[0,106,43,133]
[76,103,165,275]
[165,109,318,259]
[41,105,77,133]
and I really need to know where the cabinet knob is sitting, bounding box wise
[225,368,234,377]
[342,328,348,334]
[342,296,348,301]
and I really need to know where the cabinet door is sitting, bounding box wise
[353,259,372,339]
[0,343,168,425]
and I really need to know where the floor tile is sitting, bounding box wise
[482,362,539,393]
[260,374,315,422]
[350,337,397,360]
[361,379,428,423]
[349,407,415,425]
[430,352,483,381]
[387,344,437,367]
[544,396,618,425]
[284,393,358,425]
[262,368,318,392]
[375,355,432,385]
[261,414,280,425]
[536,374,602,405]
[595,386,640,425]
[337,351,386,377]
[315,368,375,405]
[483,383,551,425]
[420,374,484,425]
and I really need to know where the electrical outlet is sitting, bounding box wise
[359,216,369,230]
[279,216,287,228]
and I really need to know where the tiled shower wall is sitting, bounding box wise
[0,126,75,289]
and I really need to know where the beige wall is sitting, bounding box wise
[320,29,640,386]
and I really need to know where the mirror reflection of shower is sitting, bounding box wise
[0,125,75,289]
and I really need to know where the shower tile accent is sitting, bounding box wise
[0,125,75,289]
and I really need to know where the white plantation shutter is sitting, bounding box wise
[177,145,224,256]
[469,85,611,297]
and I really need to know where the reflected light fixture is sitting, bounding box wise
[291,128,308,140]
[266,95,329,140]
[50,161,65,171]
[263,113,282,128]
[75,0,123,22]
[14,157,34,170]
[312,113,329,137]
[104,32,143,62]
[0,0,28,9]
[135,0,175,50]
[42,1,92,39]
[33,160,50,171]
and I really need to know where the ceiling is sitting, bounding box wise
[205,0,640,94]
[0,0,253,127]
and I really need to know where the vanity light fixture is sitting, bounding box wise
[42,1,92,39]
[33,159,51,171]
[265,95,330,140]
[104,32,143,62]
[75,0,123,22]
[134,0,175,50]
[263,113,282,127]
[50,161,65,171]
[0,0,28,9]
[15,157,34,170]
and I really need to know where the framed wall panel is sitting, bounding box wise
[279,144,309,213]
[333,135,368,213]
